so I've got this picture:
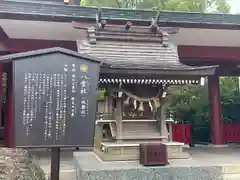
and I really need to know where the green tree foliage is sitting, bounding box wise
[80,0,231,13]
[220,77,240,123]
[167,77,240,143]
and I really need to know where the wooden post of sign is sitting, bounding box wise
[50,147,60,180]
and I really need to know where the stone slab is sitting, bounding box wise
[98,141,190,161]
[222,164,240,174]
[73,152,223,180]
[222,174,240,180]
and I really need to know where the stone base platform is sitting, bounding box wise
[94,141,190,161]
[73,151,223,180]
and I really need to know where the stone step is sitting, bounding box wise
[122,122,158,129]
[97,141,189,161]
[122,121,161,140]
[121,135,166,140]
[99,120,162,141]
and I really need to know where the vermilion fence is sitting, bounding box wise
[172,123,240,144]
[223,124,240,142]
[172,124,191,144]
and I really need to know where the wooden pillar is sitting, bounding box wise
[4,63,13,148]
[104,95,108,114]
[208,76,224,145]
[104,95,113,119]
[0,65,3,127]
[160,105,168,142]
[108,95,113,119]
[115,97,123,140]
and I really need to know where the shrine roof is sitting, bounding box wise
[1,0,240,29]
[0,47,102,64]
[77,26,218,76]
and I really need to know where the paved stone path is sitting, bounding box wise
[29,149,76,180]
[28,146,240,179]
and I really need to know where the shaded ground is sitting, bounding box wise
[185,146,240,165]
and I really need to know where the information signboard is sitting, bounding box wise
[12,50,100,147]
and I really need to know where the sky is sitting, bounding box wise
[231,0,240,13]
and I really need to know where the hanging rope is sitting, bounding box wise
[109,88,163,110]
[124,91,160,102]
[110,88,161,102]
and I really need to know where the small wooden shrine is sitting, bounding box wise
[79,12,217,161]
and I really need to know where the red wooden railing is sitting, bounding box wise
[172,124,191,144]
[171,123,240,144]
[223,124,240,142]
